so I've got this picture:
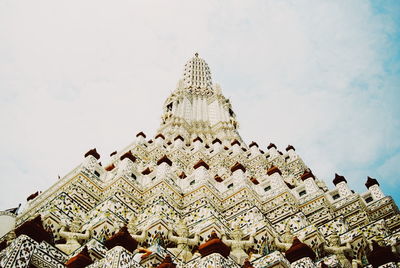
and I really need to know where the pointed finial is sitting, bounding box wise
[365,176,379,188]
[333,173,347,185]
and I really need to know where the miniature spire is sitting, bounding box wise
[333,173,347,186]
[300,170,315,181]
[267,165,282,176]
[365,176,385,200]
[365,176,379,188]
[286,145,295,151]
[84,148,100,160]
[267,143,277,149]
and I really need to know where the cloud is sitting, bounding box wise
[0,0,399,209]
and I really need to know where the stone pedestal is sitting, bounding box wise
[290,257,316,268]
[87,246,142,268]
[140,253,165,268]
[0,234,68,268]
[0,234,37,268]
[252,251,290,268]
[31,241,68,268]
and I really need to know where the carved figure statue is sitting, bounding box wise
[56,217,90,255]
[323,232,353,268]
[133,231,166,262]
[167,219,199,262]
[127,217,148,243]
[222,224,255,265]
[274,223,293,251]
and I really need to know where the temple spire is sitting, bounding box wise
[182,53,213,94]
[157,54,242,144]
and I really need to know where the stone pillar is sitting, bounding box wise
[109,151,118,163]
[136,132,146,144]
[267,166,287,190]
[212,138,222,153]
[231,162,247,188]
[174,135,184,149]
[332,173,352,197]
[267,143,279,158]
[286,145,297,161]
[231,140,241,155]
[82,148,100,174]
[249,142,260,157]
[193,160,210,183]
[300,171,319,194]
[193,137,203,151]
[156,156,172,179]
[117,158,134,177]
[336,182,352,197]
[365,177,385,200]
[155,133,165,146]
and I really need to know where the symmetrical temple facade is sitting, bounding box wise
[0,54,399,268]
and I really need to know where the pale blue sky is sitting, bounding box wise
[0,0,399,209]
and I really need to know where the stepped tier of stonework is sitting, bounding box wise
[0,55,399,268]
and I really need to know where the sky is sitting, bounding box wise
[0,0,399,210]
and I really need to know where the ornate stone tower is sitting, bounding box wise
[0,54,399,268]
[158,53,241,144]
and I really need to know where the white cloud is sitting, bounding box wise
[0,0,399,209]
